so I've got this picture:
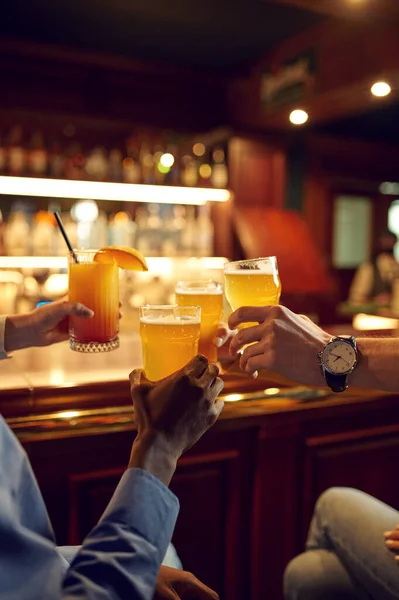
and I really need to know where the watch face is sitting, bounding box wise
[322,339,357,375]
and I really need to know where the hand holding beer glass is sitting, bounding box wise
[224,256,281,333]
[175,280,224,363]
[224,256,281,376]
[139,305,201,381]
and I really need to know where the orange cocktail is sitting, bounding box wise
[68,249,119,352]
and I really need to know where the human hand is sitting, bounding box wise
[155,566,219,599]
[213,322,237,362]
[385,526,399,561]
[228,305,331,385]
[213,322,237,349]
[4,299,94,352]
[129,355,224,485]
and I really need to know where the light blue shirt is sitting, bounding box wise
[0,415,179,600]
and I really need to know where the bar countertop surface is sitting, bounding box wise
[0,332,395,444]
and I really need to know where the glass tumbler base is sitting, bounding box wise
[69,336,120,353]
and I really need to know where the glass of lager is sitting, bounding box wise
[175,280,224,363]
[139,304,201,381]
[224,257,281,325]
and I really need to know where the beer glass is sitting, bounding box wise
[224,256,281,326]
[175,280,224,363]
[139,304,201,381]
[68,249,120,352]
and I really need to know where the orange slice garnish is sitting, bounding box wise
[93,246,149,271]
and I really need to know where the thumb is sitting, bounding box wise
[213,323,237,348]
[129,369,151,388]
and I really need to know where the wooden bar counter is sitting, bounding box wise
[1,334,399,600]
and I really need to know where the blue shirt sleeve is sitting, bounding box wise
[62,468,179,599]
[0,416,179,600]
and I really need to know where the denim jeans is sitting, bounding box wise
[284,488,399,600]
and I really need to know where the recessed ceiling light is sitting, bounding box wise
[289,109,309,125]
[371,81,392,97]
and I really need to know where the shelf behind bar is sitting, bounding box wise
[0,176,232,205]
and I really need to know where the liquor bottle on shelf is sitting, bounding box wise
[109,211,136,247]
[49,139,65,179]
[163,142,178,186]
[181,154,199,187]
[84,147,107,181]
[211,146,228,188]
[146,203,162,255]
[0,132,6,175]
[7,125,26,176]
[196,203,214,256]
[4,205,30,255]
[161,207,178,256]
[65,142,86,180]
[139,139,155,185]
[28,130,48,177]
[123,136,142,184]
[0,210,6,255]
[198,161,212,187]
[89,210,109,248]
[153,142,166,185]
[180,206,197,256]
[134,206,149,255]
[31,211,55,256]
[108,148,123,182]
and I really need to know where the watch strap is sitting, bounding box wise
[322,368,348,393]
[320,335,357,393]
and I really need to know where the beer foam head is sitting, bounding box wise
[140,314,201,325]
[226,265,276,275]
[176,288,223,295]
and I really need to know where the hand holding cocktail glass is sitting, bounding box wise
[55,212,149,353]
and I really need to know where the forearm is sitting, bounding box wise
[63,468,179,600]
[350,337,399,392]
[128,434,177,487]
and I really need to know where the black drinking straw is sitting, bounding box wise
[53,212,79,263]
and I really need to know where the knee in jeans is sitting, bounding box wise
[315,487,357,517]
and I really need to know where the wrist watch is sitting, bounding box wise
[318,335,358,393]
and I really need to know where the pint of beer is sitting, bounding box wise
[175,280,224,363]
[224,257,281,321]
[139,305,201,381]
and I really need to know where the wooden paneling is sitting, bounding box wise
[14,373,399,600]
[228,137,286,209]
[251,423,302,600]
[302,424,399,543]
[233,206,334,294]
[302,134,399,271]
[228,18,399,130]
[0,38,227,131]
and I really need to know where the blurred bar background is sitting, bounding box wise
[3,2,399,599]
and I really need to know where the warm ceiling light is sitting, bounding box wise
[0,176,231,205]
[371,81,391,97]
[289,109,309,125]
